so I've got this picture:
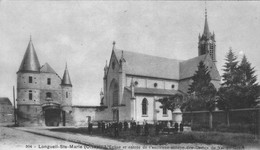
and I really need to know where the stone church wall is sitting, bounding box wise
[126,76,178,90]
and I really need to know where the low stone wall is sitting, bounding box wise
[182,108,260,134]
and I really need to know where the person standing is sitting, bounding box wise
[124,120,128,131]
[144,122,149,136]
[119,122,122,131]
[114,122,119,137]
[155,122,160,135]
[136,122,141,136]
[88,121,93,135]
[101,121,105,133]
[174,122,179,133]
[180,122,184,132]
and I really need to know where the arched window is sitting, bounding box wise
[142,98,148,115]
[29,90,32,100]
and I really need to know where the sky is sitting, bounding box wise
[0,1,260,106]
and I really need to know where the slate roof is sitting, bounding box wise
[18,39,41,72]
[125,87,179,96]
[0,97,12,105]
[61,64,72,86]
[114,49,180,80]
[113,49,220,81]
[180,54,221,80]
[40,63,57,74]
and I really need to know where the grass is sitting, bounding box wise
[49,126,259,147]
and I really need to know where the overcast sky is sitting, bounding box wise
[0,1,260,106]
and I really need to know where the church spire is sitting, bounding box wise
[203,5,210,38]
[18,36,41,72]
[61,63,72,86]
[198,2,216,63]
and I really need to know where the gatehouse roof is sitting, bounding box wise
[18,39,41,72]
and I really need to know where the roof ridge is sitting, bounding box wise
[114,49,181,62]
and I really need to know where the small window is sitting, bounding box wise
[29,76,33,83]
[171,84,175,89]
[66,92,68,98]
[47,78,51,85]
[134,81,138,86]
[46,92,52,98]
[154,83,157,88]
[29,90,32,100]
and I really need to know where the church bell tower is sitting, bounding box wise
[198,7,216,63]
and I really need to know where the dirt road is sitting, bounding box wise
[0,126,98,150]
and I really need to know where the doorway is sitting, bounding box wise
[113,109,119,122]
[45,109,60,126]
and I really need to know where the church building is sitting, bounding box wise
[16,37,73,126]
[97,9,221,124]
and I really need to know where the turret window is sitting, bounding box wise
[47,78,51,85]
[29,76,33,83]
[29,90,32,100]
[66,92,68,98]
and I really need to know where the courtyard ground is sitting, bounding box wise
[1,126,259,150]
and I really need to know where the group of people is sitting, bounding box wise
[88,120,184,137]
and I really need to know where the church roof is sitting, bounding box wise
[40,63,57,74]
[0,97,12,105]
[125,87,179,96]
[180,54,221,80]
[114,49,180,80]
[61,64,72,86]
[18,39,41,72]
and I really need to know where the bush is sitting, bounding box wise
[191,123,210,131]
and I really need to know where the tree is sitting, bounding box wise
[158,93,184,112]
[237,55,259,108]
[186,61,217,129]
[219,50,259,126]
[222,48,240,87]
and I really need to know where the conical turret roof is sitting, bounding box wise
[61,63,72,86]
[18,38,41,72]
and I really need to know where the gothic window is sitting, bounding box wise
[46,92,52,98]
[66,92,68,98]
[112,61,115,70]
[29,90,32,100]
[113,90,119,106]
[163,107,167,115]
[47,78,51,85]
[142,98,148,115]
[29,76,33,83]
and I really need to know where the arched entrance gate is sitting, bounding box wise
[42,102,65,126]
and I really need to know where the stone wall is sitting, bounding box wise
[182,108,260,128]
[72,107,97,126]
